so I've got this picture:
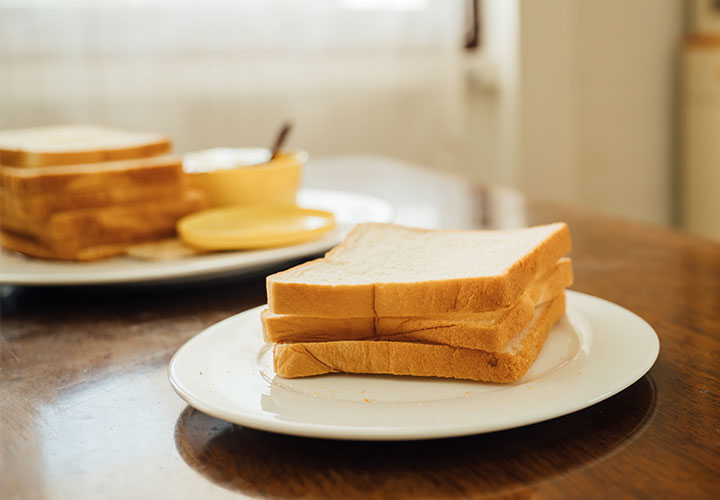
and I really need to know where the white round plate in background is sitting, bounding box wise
[0,189,394,286]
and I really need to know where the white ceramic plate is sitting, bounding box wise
[0,189,394,286]
[168,290,660,441]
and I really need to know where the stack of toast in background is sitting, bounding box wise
[0,125,207,260]
[262,222,572,383]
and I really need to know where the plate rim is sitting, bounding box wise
[168,290,660,441]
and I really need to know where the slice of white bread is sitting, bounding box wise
[262,258,572,351]
[0,155,183,195]
[273,293,566,383]
[0,189,207,260]
[0,125,171,167]
[267,223,571,317]
[0,183,188,220]
[125,238,208,260]
[0,230,132,261]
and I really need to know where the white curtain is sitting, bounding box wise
[0,0,469,173]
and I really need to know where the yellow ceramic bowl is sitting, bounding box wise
[183,148,307,207]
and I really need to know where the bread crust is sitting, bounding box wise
[267,223,571,317]
[0,189,207,258]
[0,155,183,194]
[273,293,566,383]
[0,183,187,220]
[0,125,171,167]
[263,258,572,350]
[0,230,128,261]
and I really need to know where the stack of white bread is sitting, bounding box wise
[0,125,206,260]
[262,222,572,383]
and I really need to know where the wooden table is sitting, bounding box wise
[2,156,719,499]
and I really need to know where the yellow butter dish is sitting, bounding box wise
[177,204,335,250]
[183,148,307,207]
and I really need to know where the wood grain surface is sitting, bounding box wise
[1,156,719,499]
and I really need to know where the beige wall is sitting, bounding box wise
[0,1,469,173]
[1,1,688,228]
[682,44,720,239]
[476,0,683,226]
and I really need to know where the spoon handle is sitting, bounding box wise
[270,122,292,160]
